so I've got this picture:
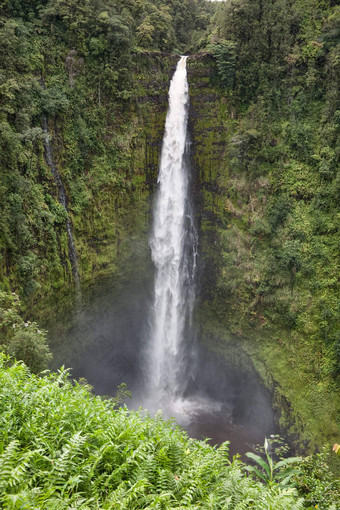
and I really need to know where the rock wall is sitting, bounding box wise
[187,54,339,451]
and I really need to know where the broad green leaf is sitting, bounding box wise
[245,452,271,478]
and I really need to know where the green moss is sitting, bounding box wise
[188,54,339,452]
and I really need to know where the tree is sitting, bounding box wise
[211,40,237,90]
[0,291,51,373]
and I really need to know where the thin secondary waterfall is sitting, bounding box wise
[147,56,197,404]
[42,115,80,287]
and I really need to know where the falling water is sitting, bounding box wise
[47,58,277,450]
[42,115,80,288]
[147,56,198,405]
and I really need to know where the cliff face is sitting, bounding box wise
[188,55,230,300]
[0,52,177,308]
[65,54,178,287]
[1,48,338,450]
[187,55,339,450]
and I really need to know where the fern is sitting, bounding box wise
[168,440,183,471]
[50,431,87,487]
[156,468,175,493]
[0,355,310,509]
[0,440,21,490]
[6,450,40,488]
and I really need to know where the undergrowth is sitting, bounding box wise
[0,354,305,509]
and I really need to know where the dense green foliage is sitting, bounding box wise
[191,0,339,448]
[248,436,339,508]
[296,447,340,509]
[0,0,339,487]
[0,355,309,509]
[209,0,340,369]
[0,0,214,299]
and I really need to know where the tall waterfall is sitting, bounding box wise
[147,56,197,404]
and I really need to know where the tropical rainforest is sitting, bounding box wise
[0,0,339,508]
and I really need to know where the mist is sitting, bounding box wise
[48,267,276,456]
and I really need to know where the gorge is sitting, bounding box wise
[48,55,276,456]
[0,1,339,507]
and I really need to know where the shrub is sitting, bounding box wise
[0,291,51,373]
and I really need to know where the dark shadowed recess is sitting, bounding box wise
[181,344,277,455]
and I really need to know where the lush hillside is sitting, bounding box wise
[0,0,214,300]
[186,0,340,449]
[0,0,339,485]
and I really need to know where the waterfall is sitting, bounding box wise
[147,56,198,404]
[42,115,80,288]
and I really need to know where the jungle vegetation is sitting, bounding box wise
[0,0,214,299]
[0,0,339,507]
[0,355,339,509]
[199,0,339,450]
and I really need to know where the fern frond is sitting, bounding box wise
[50,431,87,486]
[0,440,20,485]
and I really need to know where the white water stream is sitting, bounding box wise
[145,56,205,415]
